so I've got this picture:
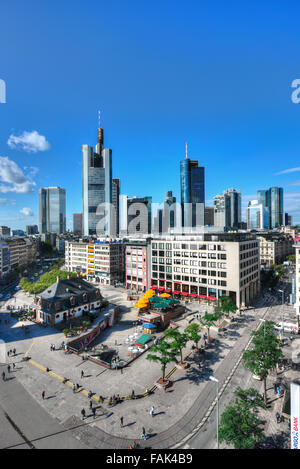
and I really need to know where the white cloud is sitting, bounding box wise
[0,156,36,193]
[7,130,50,153]
[275,167,300,175]
[20,207,34,217]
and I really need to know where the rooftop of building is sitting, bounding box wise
[37,277,99,301]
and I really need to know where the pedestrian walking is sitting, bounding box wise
[81,408,86,420]
[150,406,154,417]
[274,383,277,394]
[12,363,15,370]
[88,390,92,399]
[277,385,281,397]
[7,365,10,374]
[92,407,96,419]
[7,351,9,357]
[89,400,93,410]
[81,370,84,379]
[99,395,104,404]
[276,412,281,423]
[120,416,124,427]
[131,389,135,399]
[141,427,147,440]
[72,384,76,393]
[42,391,45,400]
[2,371,5,381]
[13,348,16,356]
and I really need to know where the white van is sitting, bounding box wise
[274,322,298,334]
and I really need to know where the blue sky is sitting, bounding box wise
[1,0,300,230]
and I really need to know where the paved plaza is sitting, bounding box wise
[0,282,297,449]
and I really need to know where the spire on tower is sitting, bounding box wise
[186,141,188,159]
[97,109,103,145]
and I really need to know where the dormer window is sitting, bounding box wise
[83,293,88,302]
[70,296,75,306]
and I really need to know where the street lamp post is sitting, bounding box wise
[209,375,219,449]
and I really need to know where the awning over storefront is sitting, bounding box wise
[158,287,165,291]
[151,285,158,290]
[181,291,189,296]
[189,293,198,297]
[207,296,217,301]
[172,290,181,295]
[165,289,172,293]
[198,295,207,299]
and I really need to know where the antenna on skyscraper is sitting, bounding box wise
[97,109,103,144]
[186,141,188,159]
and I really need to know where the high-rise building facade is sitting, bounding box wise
[246,200,269,230]
[73,213,83,235]
[112,178,120,236]
[204,207,214,226]
[257,187,283,229]
[180,147,205,229]
[213,194,231,228]
[82,113,112,236]
[224,188,241,228]
[269,187,283,229]
[26,225,39,235]
[39,187,66,234]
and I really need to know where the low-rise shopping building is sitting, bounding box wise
[124,238,151,292]
[65,238,125,285]
[149,233,260,308]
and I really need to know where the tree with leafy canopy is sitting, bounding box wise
[215,296,237,319]
[242,320,283,405]
[219,387,266,449]
[200,310,222,339]
[164,328,188,363]
[184,322,202,349]
[146,338,177,381]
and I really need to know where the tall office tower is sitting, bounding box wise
[180,143,205,229]
[82,112,112,236]
[204,206,214,226]
[246,200,269,230]
[73,213,83,235]
[112,178,120,236]
[39,187,66,234]
[257,187,283,229]
[153,209,163,234]
[224,188,241,228]
[163,190,177,232]
[26,225,39,235]
[269,187,283,229]
[119,195,152,235]
[0,226,11,238]
[213,194,231,228]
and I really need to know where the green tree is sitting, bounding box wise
[184,322,202,349]
[242,321,283,405]
[215,296,237,319]
[219,387,266,449]
[164,328,188,363]
[200,311,222,339]
[146,338,177,381]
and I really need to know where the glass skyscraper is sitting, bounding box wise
[247,200,269,230]
[223,188,241,228]
[257,187,283,229]
[82,113,112,236]
[180,153,205,229]
[39,187,66,234]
